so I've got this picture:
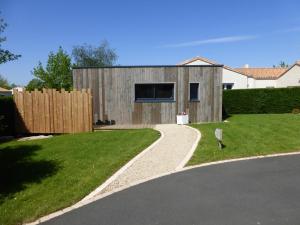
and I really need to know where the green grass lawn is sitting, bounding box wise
[0,129,159,225]
[188,114,300,166]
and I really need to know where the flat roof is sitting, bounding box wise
[72,65,223,69]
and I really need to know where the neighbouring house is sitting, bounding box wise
[12,86,24,92]
[179,56,300,89]
[73,65,222,124]
[0,87,12,96]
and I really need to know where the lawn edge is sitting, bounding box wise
[24,127,164,225]
[182,150,300,171]
[175,125,201,170]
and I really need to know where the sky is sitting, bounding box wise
[1,0,300,85]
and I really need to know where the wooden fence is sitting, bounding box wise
[13,89,93,134]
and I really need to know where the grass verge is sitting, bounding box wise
[0,129,159,225]
[188,114,300,165]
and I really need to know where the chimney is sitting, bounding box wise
[244,64,249,68]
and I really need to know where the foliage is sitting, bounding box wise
[0,74,17,89]
[0,96,15,136]
[292,108,300,114]
[26,78,45,91]
[0,129,159,225]
[188,114,300,165]
[72,41,118,67]
[0,74,10,89]
[223,88,300,114]
[31,47,72,90]
[0,13,21,64]
[273,61,289,68]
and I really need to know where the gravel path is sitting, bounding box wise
[99,124,199,195]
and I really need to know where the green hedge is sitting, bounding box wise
[223,87,300,114]
[0,96,15,136]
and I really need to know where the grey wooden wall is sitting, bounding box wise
[73,66,222,124]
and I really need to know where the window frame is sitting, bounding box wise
[189,82,200,102]
[134,82,176,103]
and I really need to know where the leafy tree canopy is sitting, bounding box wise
[26,78,44,91]
[72,41,117,67]
[30,47,72,91]
[0,13,21,64]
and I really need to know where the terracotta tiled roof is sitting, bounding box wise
[178,56,250,77]
[234,68,287,79]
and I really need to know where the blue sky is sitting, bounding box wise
[1,0,300,85]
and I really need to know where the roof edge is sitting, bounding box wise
[178,56,252,78]
[72,65,224,69]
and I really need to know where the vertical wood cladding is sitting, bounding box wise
[73,66,222,124]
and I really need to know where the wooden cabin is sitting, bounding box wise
[72,65,223,124]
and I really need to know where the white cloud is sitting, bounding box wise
[160,35,258,48]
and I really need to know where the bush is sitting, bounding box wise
[223,87,300,114]
[0,96,15,136]
[292,108,300,114]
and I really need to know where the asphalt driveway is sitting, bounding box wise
[41,154,300,225]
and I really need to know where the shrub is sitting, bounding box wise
[0,96,15,136]
[292,108,300,114]
[223,87,300,114]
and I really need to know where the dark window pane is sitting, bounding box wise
[135,84,155,100]
[223,83,234,90]
[155,84,174,99]
[135,83,174,101]
[190,83,199,100]
[227,84,233,90]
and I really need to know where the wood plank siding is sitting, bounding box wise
[73,66,222,124]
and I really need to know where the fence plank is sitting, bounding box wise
[13,89,92,134]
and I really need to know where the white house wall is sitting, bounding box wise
[277,65,300,87]
[185,59,248,89]
[223,68,248,89]
[253,79,277,88]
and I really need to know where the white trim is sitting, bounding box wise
[182,151,300,171]
[175,125,201,170]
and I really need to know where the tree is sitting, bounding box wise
[0,74,17,89]
[273,61,289,68]
[0,12,21,64]
[0,74,10,89]
[72,41,117,67]
[26,78,44,91]
[31,47,72,90]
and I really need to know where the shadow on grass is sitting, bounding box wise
[0,144,60,201]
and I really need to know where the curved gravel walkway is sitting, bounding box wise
[98,124,200,195]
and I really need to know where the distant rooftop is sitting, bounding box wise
[179,56,300,80]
